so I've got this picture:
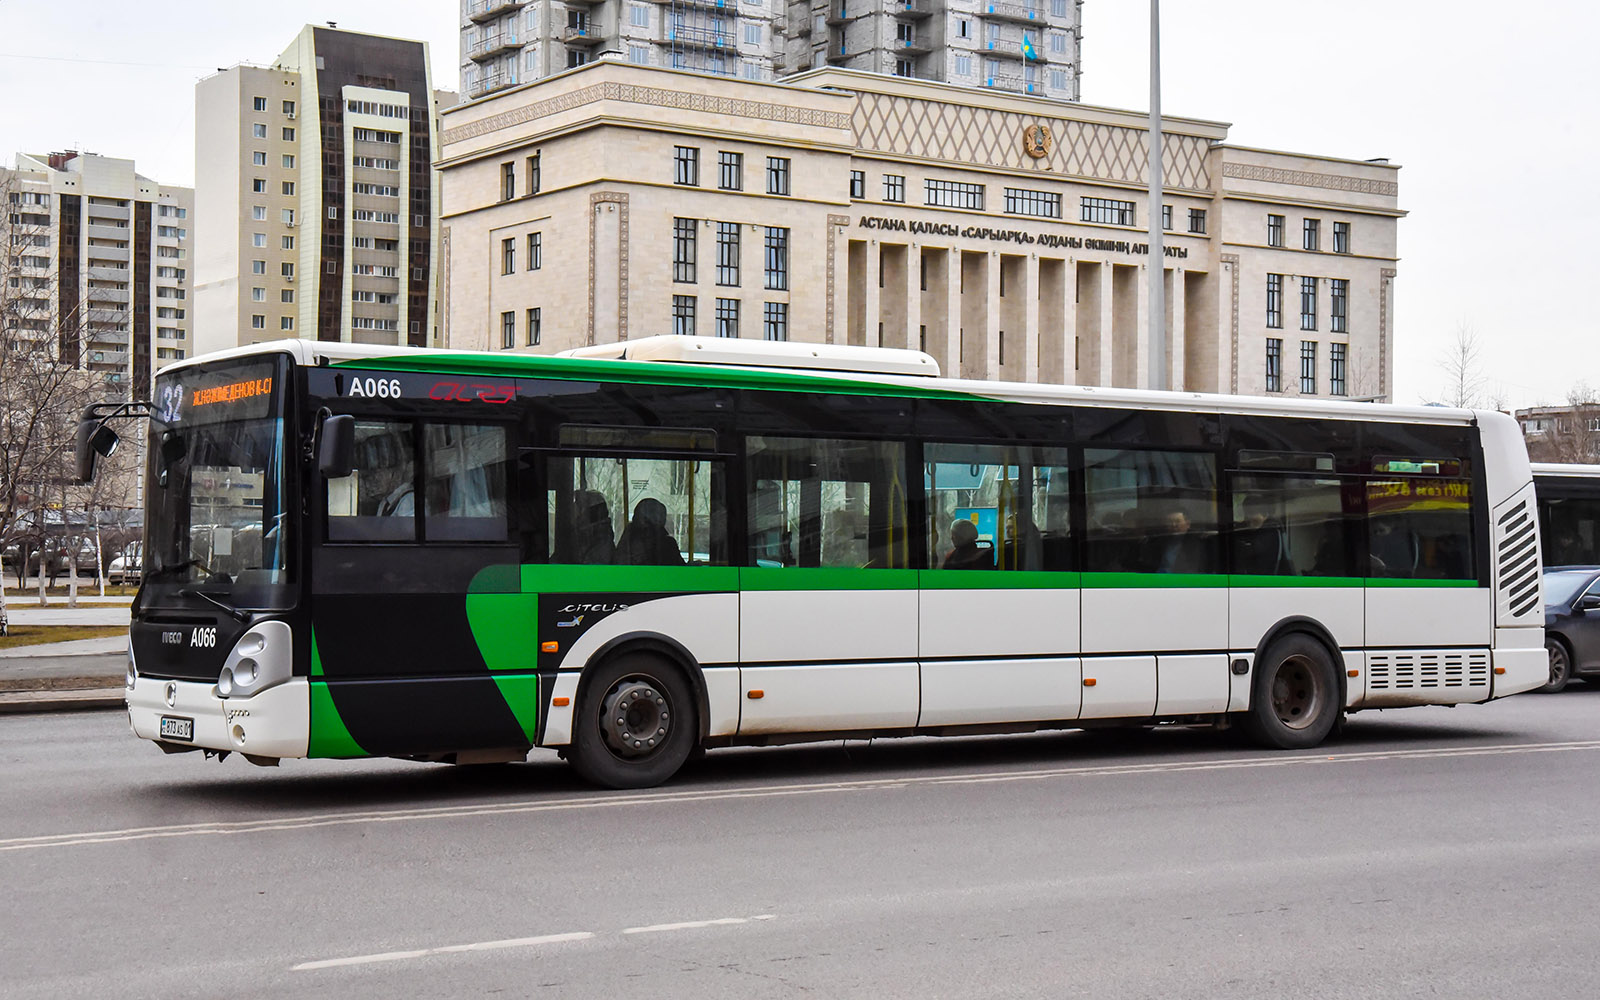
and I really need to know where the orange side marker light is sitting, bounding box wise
[1494,666,1506,675]
[552,696,570,707]
[540,641,559,653]
[1347,669,1360,678]
[747,689,765,699]
[1083,678,1097,687]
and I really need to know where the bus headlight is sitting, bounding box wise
[125,639,137,691]
[216,621,292,700]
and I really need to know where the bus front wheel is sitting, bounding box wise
[1242,635,1340,750]
[569,654,699,789]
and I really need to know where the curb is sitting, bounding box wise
[0,688,125,714]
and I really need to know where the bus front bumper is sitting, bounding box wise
[127,676,310,760]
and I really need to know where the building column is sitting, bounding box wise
[984,251,1001,379]
[862,239,881,347]
[1056,259,1076,385]
[903,243,921,353]
[1097,261,1114,387]
[1022,254,1040,383]
[1169,266,1186,392]
[942,248,961,376]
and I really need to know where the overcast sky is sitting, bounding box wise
[2,1,1592,408]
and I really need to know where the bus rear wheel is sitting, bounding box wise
[1242,635,1340,750]
[569,654,698,789]
[1539,638,1573,694]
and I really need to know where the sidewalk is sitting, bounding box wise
[3,606,131,627]
[0,633,126,715]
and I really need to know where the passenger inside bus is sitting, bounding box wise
[1148,506,1207,574]
[1234,494,1289,575]
[614,498,686,566]
[942,517,992,570]
[573,489,616,563]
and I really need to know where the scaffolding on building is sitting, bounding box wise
[664,0,738,76]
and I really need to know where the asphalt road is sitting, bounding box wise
[4,688,1600,999]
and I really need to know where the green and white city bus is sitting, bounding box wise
[1532,463,1600,566]
[80,337,1548,788]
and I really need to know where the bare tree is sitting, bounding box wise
[1528,381,1600,464]
[1437,325,1487,409]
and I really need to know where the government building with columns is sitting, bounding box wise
[438,60,1401,399]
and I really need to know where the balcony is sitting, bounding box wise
[891,0,934,19]
[563,22,608,46]
[662,24,735,52]
[470,69,519,98]
[87,264,129,282]
[894,34,933,55]
[86,223,130,242]
[466,0,528,24]
[468,31,524,61]
[982,72,1046,96]
[981,34,1038,60]
[825,6,853,25]
[977,1,1047,24]
[651,0,735,10]
[85,285,130,306]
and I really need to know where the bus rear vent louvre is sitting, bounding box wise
[1495,498,1539,618]
[1367,651,1490,690]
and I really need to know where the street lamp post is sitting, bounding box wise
[1146,0,1165,391]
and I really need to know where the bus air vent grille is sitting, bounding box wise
[1495,498,1540,619]
[1366,650,1491,691]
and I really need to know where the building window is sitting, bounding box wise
[1330,278,1348,334]
[527,152,541,195]
[251,287,265,302]
[674,146,699,186]
[883,174,905,203]
[281,262,294,278]
[527,307,542,346]
[283,100,295,115]
[252,123,267,138]
[252,151,267,166]
[1330,342,1347,396]
[1333,221,1350,254]
[280,316,294,331]
[251,314,266,329]
[252,205,266,221]
[1080,196,1135,226]
[1266,273,1282,329]
[1300,340,1317,394]
[1161,204,1172,230]
[528,231,542,270]
[281,235,294,250]
[282,154,295,168]
[252,179,266,193]
[501,237,516,274]
[1187,208,1206,234]
[895,59,913,78]
[501,311,515,348]
[253,97,267,111]
[628,44,649,65]
[672,294,696,336]
[282,127,295,141]
[849,170,865,200]
[281,289,294,303]
[1303,217,1320,251]
[1267,214,1284,248]
[281,181,295,196]
[763,301,788,341]
[767,157,790,196]
[501,162,515,201]
[630,3,649,26]
[1003,188,1061,219]
[715,297,740,338]
[1300,276,1317,330]
[251,260,266,275]
[1265,338,1282,392]
[673,217,697,283]
[954,53,972,77]
[763,227,789,290]
[718,151,743,191]
[926,179,985,210]
[252,233,266,248]
[716,222,740,286]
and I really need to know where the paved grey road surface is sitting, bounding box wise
[4,689,1600,999]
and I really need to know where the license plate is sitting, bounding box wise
[159,716,194,741]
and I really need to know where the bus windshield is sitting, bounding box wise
[142,358,293,610]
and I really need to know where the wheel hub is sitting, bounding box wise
[1271,655,1322,731]
[600,679,670,759]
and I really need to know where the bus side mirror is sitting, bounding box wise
[318,414,356,479]
[74,415,120,484]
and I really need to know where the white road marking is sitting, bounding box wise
[293,931,594,971]
[7,740,1600,854]
[623,917,751,934]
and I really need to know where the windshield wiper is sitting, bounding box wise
[178,588,251,623]
[144,559,206,584]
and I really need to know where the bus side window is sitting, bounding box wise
[1084,448,1220,575]
[746,436,908,569]
[924,443,1072,572]
[327,420,417,542]
[547,454,726,565]
[423,424,509,542]
[1365,477,1474,580]
[1228,475,1358,578]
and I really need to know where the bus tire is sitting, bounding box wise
[1242,634,1340,750]
[1539,637,1573,694]
[569,653,698,789]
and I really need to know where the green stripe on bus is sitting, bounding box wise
[1362,577,1482,588]
[1229,575,1366,589]
[739,567,919,591]
[1080,572,1230,589]
[490,674,541,745]
[330,353,987,401]
[519,564,740,593]
[310,629,324,677]
[465,591,541,671]
[918,569,1080,590]
[308,681,368,758]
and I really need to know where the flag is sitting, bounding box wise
[1020,34,1037,60]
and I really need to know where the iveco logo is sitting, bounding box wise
[161,631,183,645]
[164,682,178,708]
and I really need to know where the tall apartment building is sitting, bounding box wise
[195,25,451,357]
[459,0,1076,100]
[790,0,1080,97]
[1,151,193,398]
[461,0,786,99]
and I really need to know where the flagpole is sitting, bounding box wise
[1146,0,1165,391]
